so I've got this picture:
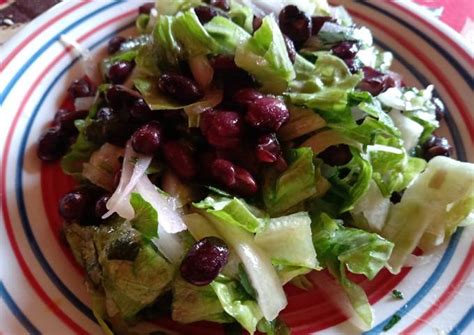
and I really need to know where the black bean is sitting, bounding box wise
[37,126,69,161]
[283,34,297,63]
[422,135,452,161]
[138,3,155,15]
[311,16,332,35]
[194,5,218,24]
[131,121,162,155]
[279,5,312,49]
[108,61,134,84]
[68,77,93,98]
[180,237,229,286]
[205,0,229,11]
[319,144,352,166]
[107,36,127,55]
[158,73,204,104]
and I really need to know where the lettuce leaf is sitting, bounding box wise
[286,52,362,117]
[154,0,201,15]
[263,147,329,216]
[235,16,295,94]
[383,156,474,273]
[194,195,265,233]
[320,148,372,213]
[312,213,394,328]
[204,16,251,54]
[61,101,101,176]
[151,15,181,70]
[130,193,159,240]
[228,1,254,33]
[172,276,233,324]
[211,275,263,334]
[255,212,318,269]
[172,9,219,57]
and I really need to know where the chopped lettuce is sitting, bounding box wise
[100,243,174,320]
[228,1,254,33]
[172,276,232,324]
[319,148,372,213]
[172,9,219,57]
[155,0,202,16]
[204,16,251,54]
[235,16,295,94]
[129,193,159,240]
[194,195,265,233]
[150,15,181,70]
[255,212,318,269]
[263,147,329,216]
[312,213,394,328]
[287,52,362,117]
[61,101,101,176]
[211,275,263,334]
[383,156,474,273]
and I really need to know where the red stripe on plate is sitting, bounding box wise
[388,2,474,66]
[349,9,474,143]
[1,7,136,332]
[401,243,474,334]
[0,1,90,71]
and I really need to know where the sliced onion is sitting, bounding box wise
[135,175,187,234]
[151,225,185,264]
[59,34,97,83]
[104,142,152,220]
[183,88,223,127]
[189,55,214,90]
[74,96,95,111]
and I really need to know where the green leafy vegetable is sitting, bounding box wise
[383,156,474,273]
[61,102,101,176]
[255,212,318,269]
[204,16,250,54]
[152,15,181,69]
[211,275,263,334]
[391,290,404,300]
[194,195,265,233]
[235,16,295,94]
[155,0,201,15]
[312,213,394,329]
[130,193,159,240]
[383,314,401,331]
[287,52,362,117]
[263,147,329,216]
[172,9,219,57]
[227,1,254,33]
[172,276,233,323]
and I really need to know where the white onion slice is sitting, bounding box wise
[103,142,152,220]
[74,96,95,111]
[59,34,97,83]
[135,175,187,234]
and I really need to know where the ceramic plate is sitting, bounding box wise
[1,1,472,334]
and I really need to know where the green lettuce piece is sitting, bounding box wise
[228,1,254,33]
[194,195,265,233]
[376,86,440,144]
[172,9,219,57]
[211,275,263,334]
[172,276,233,324]
[312,213,394,328]
[155,0,201,15]
[255,212,318,269]
[320,148,372,214]
[286,52,362,117]
[383,156,474,273]
[263,147,328,216]
[136,13,150,34]
[152,15,181,70]
[100,243,174,320]
[61,102,100,176]
[368,135,426,197]
[257,318,291,335]
[204,16,251,54]
[130,193,158,240]
[235,16,295,94]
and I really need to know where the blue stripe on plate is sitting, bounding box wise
[450,306,474,335]
[12,21,135,323]
[0,1,124,104]
[0,281,40,334]
[361,2,472,86]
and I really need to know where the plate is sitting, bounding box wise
[1,1,472,334]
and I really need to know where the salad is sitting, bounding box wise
[36,0,474,334]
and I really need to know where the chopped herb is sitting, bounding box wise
[383,314,401,331]
[392,289,404,300]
